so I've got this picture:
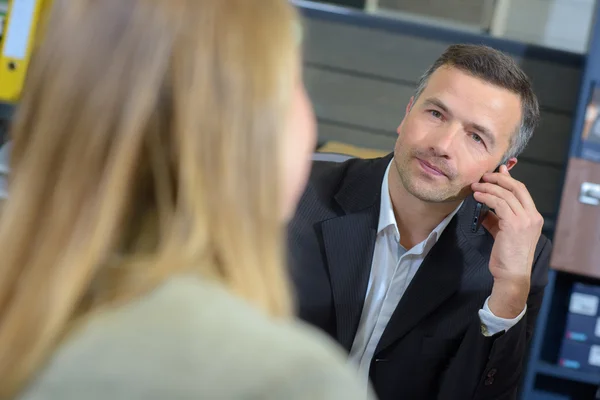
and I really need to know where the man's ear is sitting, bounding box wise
[396,97,415,136]
[504,157,518,171]
[406,96,415,115]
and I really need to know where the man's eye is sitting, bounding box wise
[429,110,442,119]
[471,133,483,144]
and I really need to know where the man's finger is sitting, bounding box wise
[481,210,500,238]
[473,191,517,221]
[482,172,536,211]
[471,182,525,217]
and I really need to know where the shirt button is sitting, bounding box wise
[487,368,497,377]
[485,377,494,386]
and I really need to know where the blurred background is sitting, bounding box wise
[2,0,600,398]
[318,0,595,53]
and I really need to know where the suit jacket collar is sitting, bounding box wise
[334,153,394,214]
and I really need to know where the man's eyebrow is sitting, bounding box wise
[423,98,451,116]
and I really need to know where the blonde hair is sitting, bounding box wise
[0,0,299,396]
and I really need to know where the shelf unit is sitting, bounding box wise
[522,269,600,399]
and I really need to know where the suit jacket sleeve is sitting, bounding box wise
[436,237,552,400]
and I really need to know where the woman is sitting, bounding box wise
[0,1,374,399]
[0,141,8,200]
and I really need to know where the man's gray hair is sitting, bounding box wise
[412,44,540,163]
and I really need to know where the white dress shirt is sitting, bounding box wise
[348,160,526,379]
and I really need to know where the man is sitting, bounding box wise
[288,44,551,400]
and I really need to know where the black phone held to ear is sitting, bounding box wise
[471,165,502,233]
[472,202,490,233]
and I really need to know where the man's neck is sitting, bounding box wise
[388,167,461,250]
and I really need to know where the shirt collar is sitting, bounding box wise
[378,159,463,247]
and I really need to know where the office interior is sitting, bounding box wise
[1,0,600,399]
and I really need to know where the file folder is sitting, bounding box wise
[0,0,51,103]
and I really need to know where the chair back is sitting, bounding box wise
[312,152,354,163]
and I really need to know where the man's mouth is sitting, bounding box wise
[416,158,447,177]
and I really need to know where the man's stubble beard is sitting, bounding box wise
[393,151,471,204]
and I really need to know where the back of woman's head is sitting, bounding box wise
[0,0,311,396]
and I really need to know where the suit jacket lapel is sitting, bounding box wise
[375,195,492,355]
[322,208,378,351]
[320,154,393,352]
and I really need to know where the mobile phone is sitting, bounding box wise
[471,202,490,233]
[471,165,502,233]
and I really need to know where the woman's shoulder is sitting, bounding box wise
[20,276,375,400]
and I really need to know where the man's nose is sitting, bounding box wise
[428,124,460,157]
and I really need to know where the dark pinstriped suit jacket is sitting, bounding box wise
[287,154,551,400]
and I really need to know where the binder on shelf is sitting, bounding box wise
[0,0,52,104]
[559,284,600,376]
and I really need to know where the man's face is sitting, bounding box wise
[393,66,522,203]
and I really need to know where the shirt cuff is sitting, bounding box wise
[478,296,527,337]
